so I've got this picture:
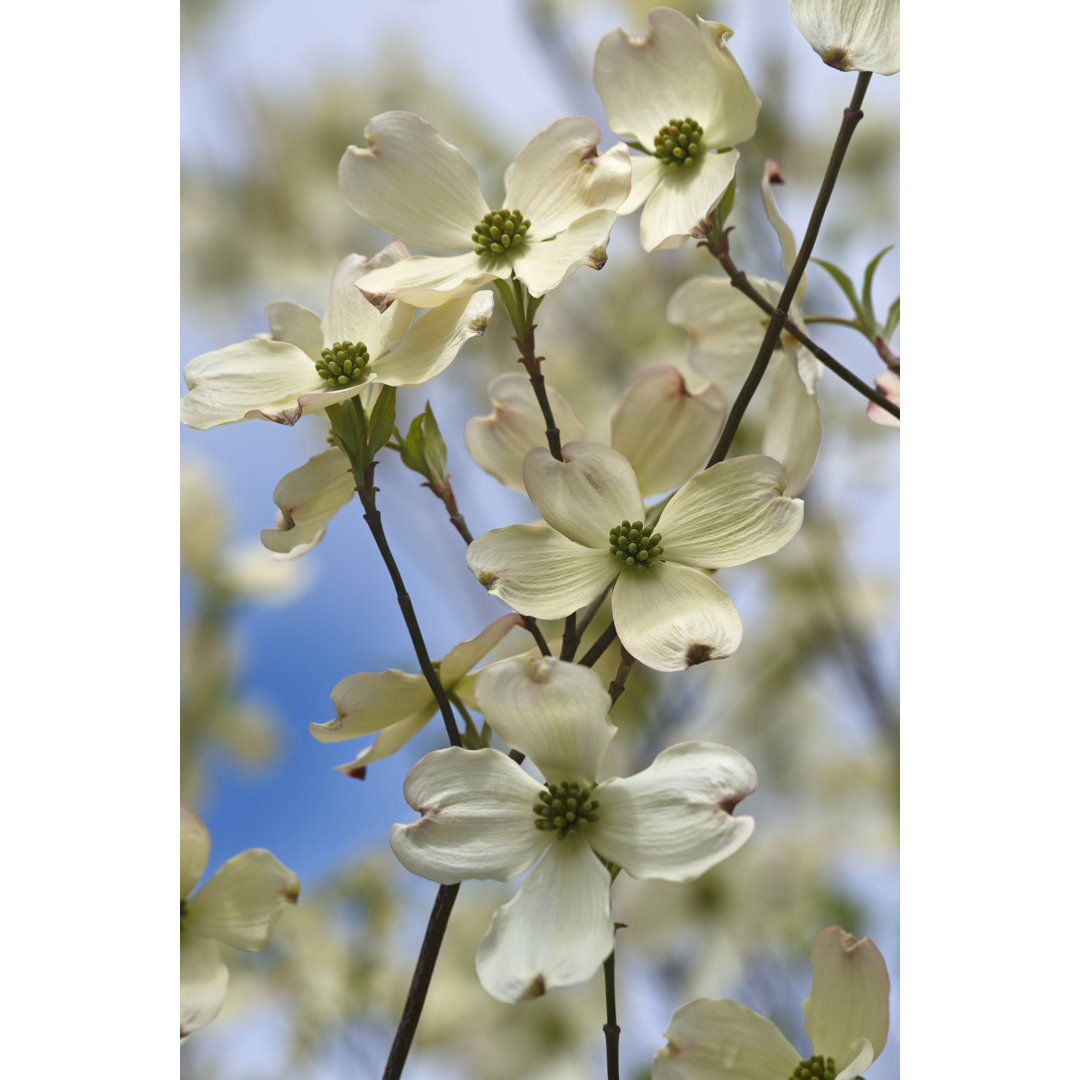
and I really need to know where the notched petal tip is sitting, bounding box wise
[335,763,367,780]
[357,287,395,313]
[765,159,785,184]
[243,404,304,426]
[525,973,546,1000]
[685,642,729,666]
[689,218,712,240]
[587,245,608,270]
[469,314,490,336]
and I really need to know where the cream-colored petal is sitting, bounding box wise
[311,669,433,743]
[594,8,754,146]
[610,365,725,495]
[369,291,493,387]
[760,163,800,282]
[588,742,755,880]
[180,338,321,429]
[439,612,524,688]
[511,209,616,298]
[260,448,355,558]
[803,926,890,1071]
[657,455,804,568]
[763,357,822,498]
[503,117,631,236]
[323,250,414,358]
[867,370,900,427]
[612,562,742,671]
[523,441,645,549]
[465,373,587,493]
[390,747,548,883]
[475,657,615,783]
[621,154,665,215]
[338,111,488,249]
[180,803,210,900]
[355,251,500,312]
[835,1039,875,1080]
[669,275,779,380]
[653,998,800,1080]
[185,849,300,951]
[266,300,323,363]
[466,525,617,620]
[640,152,739,253]
[179,931,228,1037]
[332,712,433,777]
[790,0,900,74]
[696,19,762,148]
[475,837,613,1003]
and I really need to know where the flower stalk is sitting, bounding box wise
[708,71,873,466]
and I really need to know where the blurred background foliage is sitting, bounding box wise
[180,1,898,1077]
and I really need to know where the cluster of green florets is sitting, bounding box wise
[788,1055,860,1080]
[316,340,370,386]
[533,780,600,839]
[609,520,663,570]
[653,117,705,167]
[472,208,530,257]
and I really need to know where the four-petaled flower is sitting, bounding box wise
[390,658,757,1003]
[466,441,803,671]
[180,242,492,429]
[180,803,300,1037]
[338,112,631,310]
[593,7,761,252]
[653,925,890,1080]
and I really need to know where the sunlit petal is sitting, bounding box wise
[639,152,738,253]
[179,931,228,1037]
[260,447,355,558]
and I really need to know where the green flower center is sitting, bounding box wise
[472,208,531,257]
[653,117,706,167]
[534,780,600,839]
[788,1055,863,1080]
[316,341,370,387]
[609,520,664,570]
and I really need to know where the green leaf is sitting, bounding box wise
[812,257,865,328]
[711,178,737,233]
[398,403,448,485]
[399,413,427,475]
[366,386,397,461]
[883,296,900,341]
[421,402,447,481]
[861,245,894,327]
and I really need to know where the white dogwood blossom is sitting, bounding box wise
[466,442,803,671]
[309,613,524,774]
[593,7,760,251]
[390,658,757,1003]
[653,925,890,1080]
[180,804,300,1037]
[790,0,900,75]
[339,113,630,309]
[180,243,492,428]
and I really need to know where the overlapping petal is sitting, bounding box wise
[260,448,355,558]
[475,658,615,783]
[266,300,323,362]
[181,803,210,899]
[589,742,755,880]
[639,150,739,253]
[803,926,890,1072]
[390,748,549,884]
[503,117,631,237]
[465,373,586,492]
[355,252,501,313]
[523,442,645,548]
[475,837,613,1003]
[511,209,616,298]
[439,612,524,687]
[322,250,414,356]
[313,669,433,743]
[610,366,725,495]
[653,999,800,1080]
[657,455,803,569]
[611,562,742,671]
[332,713,434,777]
[180,931,229,1038]
[184,849,300,952]
[763,356,821,498]
[338,111,489,250]
[467,524,617,620]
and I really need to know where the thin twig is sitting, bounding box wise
[579,621,619,668]
[603,950,620,1080]
[708,71,873,466]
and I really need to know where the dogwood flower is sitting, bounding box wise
[593,7,760,252]
[390,658,757,1003]
[466,441,802,671]
[653,925,890,1080]
[180,243,492,429]
[867,370,900,427]
[465,366,724,496]
[338,112,630,309]
[180,804,300,1037]
[790,0,900,75]
[309,613,524,774]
